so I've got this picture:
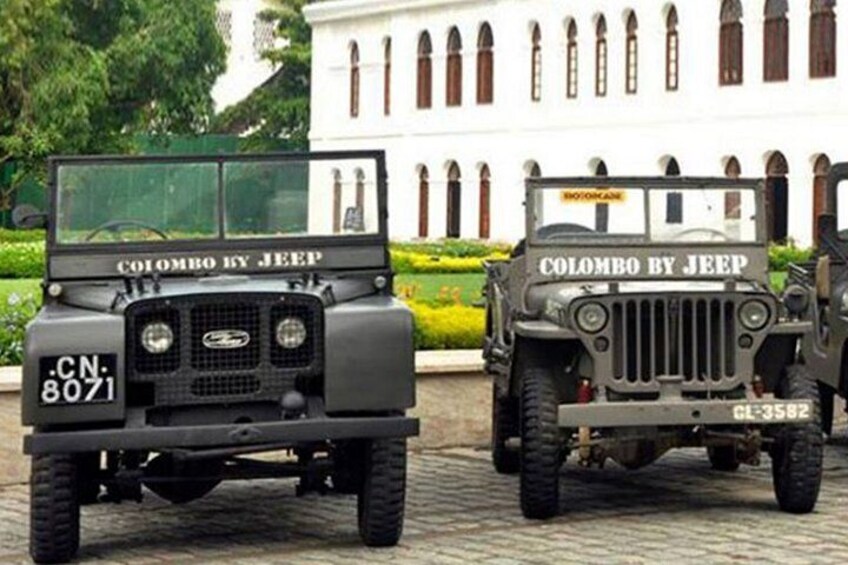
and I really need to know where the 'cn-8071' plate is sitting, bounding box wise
[39,354,117,406]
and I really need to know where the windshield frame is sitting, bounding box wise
[525,176,767,248]
[45,151,389,280]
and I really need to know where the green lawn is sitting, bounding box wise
[0,278,41,308]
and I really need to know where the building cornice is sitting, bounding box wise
[303,0,483,25]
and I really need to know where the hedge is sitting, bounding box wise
[0,228,46,244]
[407,300,485,350]
[391,239,512,258]
[0,242,45,278]
[391,250,507,274]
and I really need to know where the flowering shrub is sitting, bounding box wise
[0,242,45,278]
[0,293,38,366]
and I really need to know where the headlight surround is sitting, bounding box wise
[141,322,174,354]
[275,317,307,349]
[739,300,770,331]
[575,302,609,334]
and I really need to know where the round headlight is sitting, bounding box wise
[141,322,174,354]
[276,317,307,349]
[739,300,770,331]
[576,302,608,334]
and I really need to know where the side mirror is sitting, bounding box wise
[11,204,46,229]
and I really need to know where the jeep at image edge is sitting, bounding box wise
[484,176,823,519]
[14,151,418,564]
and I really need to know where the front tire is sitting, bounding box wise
[771,364,823,514]
[492,384,520,474]
[30,454,80,564]
[519,367,561,520]
[357,437,406,547]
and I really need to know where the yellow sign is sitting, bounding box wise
[560,189,627,205]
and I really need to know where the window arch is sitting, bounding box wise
[595,16,608,97]
[418,167,429,238]
[332,170,342,234]
[477,23,494,104]
[666,6,679,91]
[383,39,392,116]
[349,42,360,118]
[720,0,744,85]
[725,156,742,179]
[479,165,491,239]
[531,24,542,101]
[566,21,578,99]
[764,0,789,82]
[725,157,742,219]
[664,157,681,176]
[417,32,433,109]
[625,13,639,94]
[446,27,463,107]
[527,161,542,178]
[813,154,832,243]
[766,151,790,242]
[811,0,837,78]
[447,162,462,239]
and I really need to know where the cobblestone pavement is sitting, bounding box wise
[2,433,848,564]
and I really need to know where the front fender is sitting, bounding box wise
[22,304,125,426]
[323,296,415,413]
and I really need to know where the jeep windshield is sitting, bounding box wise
[54,155,383,245]
[530,184,760,244]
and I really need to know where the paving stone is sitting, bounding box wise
[2,430,848,563]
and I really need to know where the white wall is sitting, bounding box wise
[212,0,280,112]
[305,0,848,246]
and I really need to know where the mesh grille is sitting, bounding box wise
[125,293,323,407]
[191,375,261,397]
[190,303,260,371]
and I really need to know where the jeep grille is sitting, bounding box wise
[126,293,324,406]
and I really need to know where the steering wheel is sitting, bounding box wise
[84,220,169,242]
[671,228,730,242]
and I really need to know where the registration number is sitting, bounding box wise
[39,354,117,406]
[732,402,811,423]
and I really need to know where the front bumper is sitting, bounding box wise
[24,416,420,455]
[558,398,813,428]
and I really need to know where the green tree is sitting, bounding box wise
[0,0,226,208]
[212,0,311,151]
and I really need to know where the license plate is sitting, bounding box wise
[39,354,117,406]
[731,401,812,423]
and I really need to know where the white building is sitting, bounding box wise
[212,0,280,112]
[304,0,844,246]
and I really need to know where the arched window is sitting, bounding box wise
[665,157,681,176]
[720,0,744,85]
[566,21,578,99]
[479,165,491,239]
[810,0,837,78]
[384,39,392,116]
[595,16,608,97]
[725,156,742,219]
[664,157,682,223]
[446,27,463,107]
[477,23,494,104]
[666,6,679,91]
[725,156,742,178]
[418,167,429,238]
[528,161,542,178]
[813,154,832,243]
[447,163,462,239]
[625,13,638,94]
[332,171,342,234]
[349,42,360,118]
[764,0,789,82]
[766,152,790,242]
[417,32,433,109]
[531,24,542,102]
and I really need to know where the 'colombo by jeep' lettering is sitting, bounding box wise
[538,253,750,277]
[116,251,325,275]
